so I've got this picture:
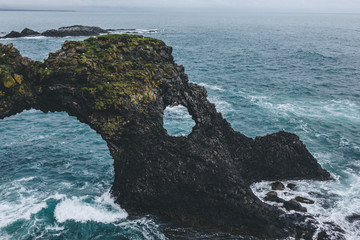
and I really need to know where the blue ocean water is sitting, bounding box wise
[0,11,359,239]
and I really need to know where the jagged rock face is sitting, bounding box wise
[20,28,40,36]
[0,35,333,238]
[42,25,107,37]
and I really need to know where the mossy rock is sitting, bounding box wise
[2,74,16,88]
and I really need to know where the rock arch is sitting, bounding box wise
[0,35,333,238]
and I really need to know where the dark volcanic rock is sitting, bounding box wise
[295,196,315,204]
[3,31,22,38]
[42,25,106,37]
[2,25,157,39]
[264,191,285,203]
[316,222,346,240]
[20,28,40,36]
[2,28,40,39]
[271,181,285,190]
[0,35,335,239]
[345,213,360,223]
[287,183,296,190]
[2,25,108,39]
[283,200,307,212]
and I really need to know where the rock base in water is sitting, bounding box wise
[0,35,335,239]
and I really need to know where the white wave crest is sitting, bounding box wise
[251,97,360,124]
[0,198,47,228]
[54,192,128,224]
[164,105,192,119]
[107,29,159,34]
[198,82,224,92]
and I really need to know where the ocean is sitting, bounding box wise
[0,10,359,239]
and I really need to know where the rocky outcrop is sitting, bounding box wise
[0,35,335,239]
[1,25,106,38]
[21,28,40,36]
[1,25,158,39]
[2,28,40,38]
[42,25,106,37]
[264,191,285,203]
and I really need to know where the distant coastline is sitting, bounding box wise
[0,8,75,12]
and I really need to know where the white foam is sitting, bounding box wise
[45,193,67,201]
[253,97,360,124]
[163,105,194,121]
[249,95,269,103]
[22,36,49,39]
[251,172,360,239]
[107,29,159,34]
[0,36,49,41]
[28,135,47,141]
[198,82,224,92]
[114,217,167,240]
[0,231,11,240]
[0,198,47,228]
[15,176,35,182]
[45,224,65,231]
[54,193,127,224]
[0,178,49,228]
[207,96,233,115]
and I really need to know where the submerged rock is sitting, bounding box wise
[295,196,315,204]
[0,35,335,239]
[345,213,360,223]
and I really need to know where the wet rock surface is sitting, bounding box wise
[271,181,285,190]
[0,34,336,239]
[264,191,285,203]
[283,200,307,212]
[345,213,360,223]
[287,183,296,190]
[295,196,315,204]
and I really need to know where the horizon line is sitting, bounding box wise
[0,8,76,12]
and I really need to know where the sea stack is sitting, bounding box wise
[0,35,339,239]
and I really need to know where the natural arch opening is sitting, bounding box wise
[0,109,128,239]
[163,105,195,136]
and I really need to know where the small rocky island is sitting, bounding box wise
[0,25,156,38]
[0,35,342,239]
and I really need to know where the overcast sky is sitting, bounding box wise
[1,0,360,12]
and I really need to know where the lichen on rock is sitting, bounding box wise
[0,34,338,239]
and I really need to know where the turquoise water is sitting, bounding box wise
[0,11,359,239]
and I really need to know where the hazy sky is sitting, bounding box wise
[1,0,360,12]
